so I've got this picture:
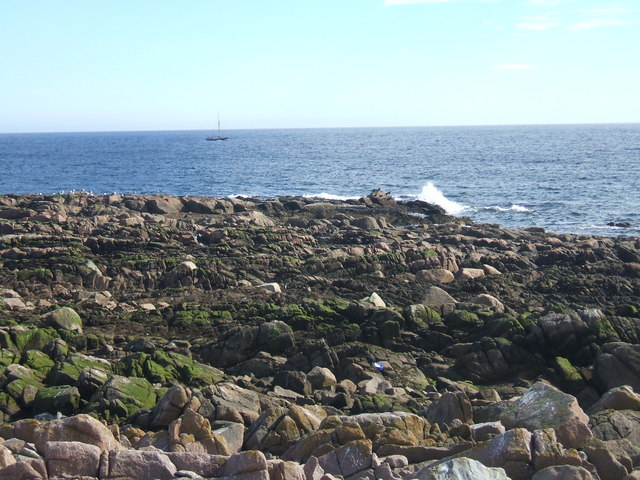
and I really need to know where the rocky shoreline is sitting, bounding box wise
[0,190,639,480]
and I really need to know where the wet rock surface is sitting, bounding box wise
[0,191,639,479]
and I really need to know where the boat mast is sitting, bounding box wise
[218,113,221,138]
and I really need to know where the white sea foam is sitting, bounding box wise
[417,182,469,215]
[480,204,534,213]
[511,204,533,212]
[590,223,628,231]
[304,192,358,201]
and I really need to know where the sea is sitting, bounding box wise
[1,124,639,237]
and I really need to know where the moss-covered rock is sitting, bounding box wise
[86,375,157,420]
[552,356,586,394]
[21,349,55,375]
[257,321,295,354]
[0,391,21,417]
[26,328,60,351]
[0,326,60,355]
[151,350,223,387]
[173,308,212,326]
[0,330,15,352]
[42,338,69,362]
[0,349,17,367]
[353,394,393,413]
[76,366,111,398]
[47,353,112,386]
[606,316,640,344]
[115,352,148,379]
[485,315,529,341]
[9,326,36,353]
[4,363,46,385]
[445,309,482,330]
[5,379,41,409]
[3,364,45,411]
[404,304,442,329]
[116,348,223,387]
[33,385,81,415]
[70,333,107,352]
[143,357,171,384]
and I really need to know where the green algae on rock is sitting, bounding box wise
[0,191,638,478]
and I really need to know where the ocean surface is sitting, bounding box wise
[1,124,639,236]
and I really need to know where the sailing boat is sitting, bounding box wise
[206,114,229,141]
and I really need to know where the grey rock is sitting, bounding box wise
[449,428,533,480]
[415,269,455,284]
[42,307,83,333]
[425,392,473,428]
[148,385,190,428]
[412,457,510,480]
[594,343,640,393]
[456,268,485,281]
[307,366,337,390]
[469,294,505,313]
[213,420,246,454]
[531,465,595,480]
[500,382,592,449]
[588,385,640,415]
[423,287,457,307]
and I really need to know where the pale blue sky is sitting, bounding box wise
[1,0,638,132]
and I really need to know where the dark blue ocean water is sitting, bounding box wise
[1,124,639,236]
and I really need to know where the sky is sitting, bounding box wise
[0,0,638,133]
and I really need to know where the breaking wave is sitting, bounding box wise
[417,182,469,215]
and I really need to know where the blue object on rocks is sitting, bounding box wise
[372,361,385,372]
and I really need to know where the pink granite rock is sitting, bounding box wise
[106,449,177,480]
[44,440,101,478]
[34,413,120,454]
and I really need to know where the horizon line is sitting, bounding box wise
[1,121,639,135]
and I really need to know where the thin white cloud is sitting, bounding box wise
[493,64,535,70]
[580,6,633,16]
[517,12,562,31]
[527,0,562,5]
[568,17,634,30]
[383,0,500,4]
[384,0,449,5]
[519,21,561,30]
[523,2,636,32]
